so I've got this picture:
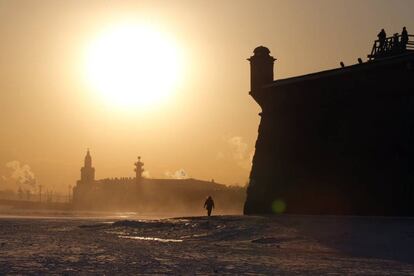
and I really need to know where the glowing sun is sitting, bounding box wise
[85,23,183,109]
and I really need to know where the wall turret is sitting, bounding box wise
[248,46,276,92]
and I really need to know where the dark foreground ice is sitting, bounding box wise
[1,215,414,274]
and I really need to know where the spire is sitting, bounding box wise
[84,149,92,168]
[80,149,95,183]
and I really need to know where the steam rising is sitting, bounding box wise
[142,170,151,178]
[228,136,254,169]
[228,136,247,160]
[4,161,37,190]
[165,169,188,179]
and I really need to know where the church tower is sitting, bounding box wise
[80,149,95,183]
[248,46,276,92]
[134,156,144,183]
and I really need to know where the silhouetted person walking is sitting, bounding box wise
[204,196,214,216]
[378,29,386,52]
[401,27,409,50]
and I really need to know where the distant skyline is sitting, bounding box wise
[0,0,413,192]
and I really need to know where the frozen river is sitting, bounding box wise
[1,214,414,274]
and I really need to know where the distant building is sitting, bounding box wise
[244,31,414,216]
[72,149,98,207]
[81,149,95,183]
[72,150,245,213]
[134,156,144,184]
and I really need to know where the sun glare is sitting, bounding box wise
[85,23,183,109]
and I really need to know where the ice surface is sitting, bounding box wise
[1,215,414,274]
[118,235,183,243]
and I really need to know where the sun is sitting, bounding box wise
[84,23,183,109]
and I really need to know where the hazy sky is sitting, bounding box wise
[0,0,413,192]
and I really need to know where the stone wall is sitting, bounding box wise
[244,54,414,215]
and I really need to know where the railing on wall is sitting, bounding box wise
[368,34,414,60]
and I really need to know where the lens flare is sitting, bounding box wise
[271,199,286,214]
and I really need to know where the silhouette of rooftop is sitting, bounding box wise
[261,51,414,89]
[253,33,414,89]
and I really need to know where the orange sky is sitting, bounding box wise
[0,0,413,192]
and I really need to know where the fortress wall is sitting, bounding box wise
[245,55,414,215]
